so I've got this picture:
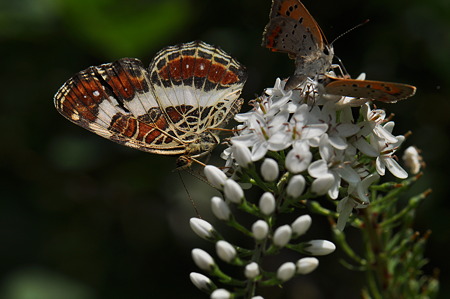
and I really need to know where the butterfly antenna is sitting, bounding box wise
[330,19,370,46]
[177,170,201,218]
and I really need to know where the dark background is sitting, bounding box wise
[1,0,449,298]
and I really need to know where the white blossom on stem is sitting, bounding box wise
[190,272,213,292]
[296,257,319,274]
[252,220,269,241]
[291,215,312,237]
[259,192,276,215]
[216,240,237,263]
[211,197,231,221]
[273,225,292,247]
[224,179,244,204]
[211,289,231,299]
[204,165,227,190]
[304,240,336,256]
[261,158,279,182]
[192,248,215,271]
[244,262,260,279]
[276,262,296,282]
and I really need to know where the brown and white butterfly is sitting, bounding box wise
[54,41,247,168]
[261,0,416,102]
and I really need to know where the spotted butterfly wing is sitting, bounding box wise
[262,0,334,89]
[54,41,247,165]
[323,75,417,103]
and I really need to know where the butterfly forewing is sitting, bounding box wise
[262,0,325,57]
[54,41,247,158]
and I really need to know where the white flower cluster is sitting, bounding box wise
[222,78,410,229]
[189,165,335,298]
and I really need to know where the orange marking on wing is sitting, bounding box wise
[208,63,226,83]
[182,56,196,79]
[194,59,211,78]
[166,107,183,123]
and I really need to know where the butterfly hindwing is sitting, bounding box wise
[324,76,417,103]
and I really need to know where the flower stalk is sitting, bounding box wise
[187,78,438,298]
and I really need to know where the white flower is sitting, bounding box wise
[285,140,312,173]
[259,192,276,215]
[290,104,328,142]
[224,179,244,204]
[276,262,296,282]
[296,257,319,274]
[211,196,231,220]
[192,248,215,271]
[308,160,336,196]
[232,141,252,168]
[304,240,336,256]
[308,135,360,198]
[286,174,306,198]
[370,123,408,179]
[190,272,214,292]
[204,165,227,190]
[318,102,359,150]
[291,215,312,237]
[211,288,231,299]
[244,262,260,279]
[216,240,237,263]
[336,173,379,230]
[402,146,422,174]
[261,158,279,182]
[190,218,216,240]
[273,225,292,247]
[252,220,269,240]
[232,111,290,161]
[361,104,398,143]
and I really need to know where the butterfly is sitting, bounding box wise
[261,0,416,102]
[54,41,247,168]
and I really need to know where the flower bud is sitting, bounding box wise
[304,240,336,256]
[190,218,215,240]
[261,158,279,182]
[273,225,292,247]
[216,240,236,263]
[204,165,227,190]
[211,196,231,221]
[232,142,252,168]
[311,174,335,195]
[276,262,296,282]
[291,215,312,237]
[402,146,422,174]
[244,262,260,279]
[252,220,269,240]
[286,174,305,198]
[296,257,319,274]
[259,192,276,215]
[224,179,244,204]
[192,248,215,271]
[211,288,231,299]
[189,272,214,292]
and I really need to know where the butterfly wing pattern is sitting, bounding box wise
[262,0,416,102]
[54,41,247,167]
[262,0,334,90]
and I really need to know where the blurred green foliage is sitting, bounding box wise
[1,0,449,298]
